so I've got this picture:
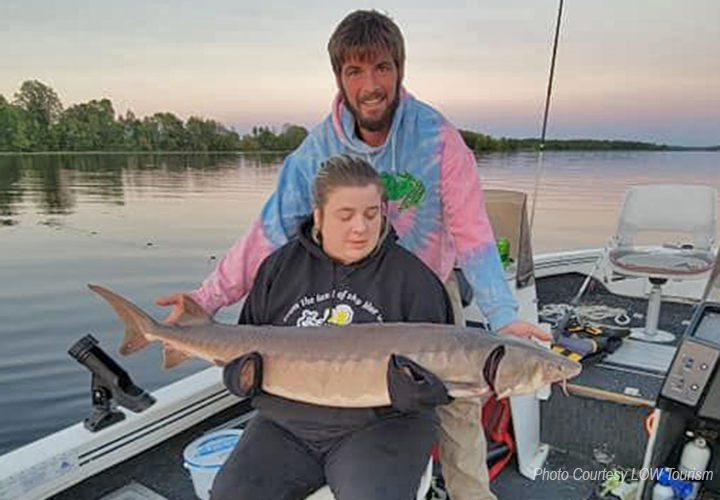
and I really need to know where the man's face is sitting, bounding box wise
[313,184,383,264]
[338,50,400,135]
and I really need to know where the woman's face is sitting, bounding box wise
[313,184,383,264]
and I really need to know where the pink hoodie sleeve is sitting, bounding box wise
[188,142,317,316]
[440,126,496,254]
[190,219,276,316]
[440,125,518,330]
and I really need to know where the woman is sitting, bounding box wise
[210,154,453,500]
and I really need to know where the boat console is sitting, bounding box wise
[648,259,720,499]
[659,303,720,419]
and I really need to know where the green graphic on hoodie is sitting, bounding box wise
[380,172,426,211]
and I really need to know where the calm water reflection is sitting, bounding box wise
[0,151,718,454]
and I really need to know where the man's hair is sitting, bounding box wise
[328,10,405,82]
[313,154,386,209]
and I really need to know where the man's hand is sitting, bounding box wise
[498,320,552,341]
[155,293,204,324]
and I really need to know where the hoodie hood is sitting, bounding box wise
[297,215,395,268]
[331,88,410,172]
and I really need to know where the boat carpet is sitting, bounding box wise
[491,448,606,500]
[536,272,695,468]
[537,272,696,350]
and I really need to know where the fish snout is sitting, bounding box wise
[492,346,582,399]
[548,356,583,385]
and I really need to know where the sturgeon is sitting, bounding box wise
[89,284,581,406]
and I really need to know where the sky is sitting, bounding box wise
[2,1,719,146]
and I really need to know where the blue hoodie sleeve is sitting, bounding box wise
[259,146,319,247]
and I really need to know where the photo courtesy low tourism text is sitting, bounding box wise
[533,467,714,482]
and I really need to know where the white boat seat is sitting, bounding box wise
[609,247,716,278]
[304,455,433,500]
[606,184,717,343]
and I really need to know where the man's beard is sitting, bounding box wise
[341,86,400,134]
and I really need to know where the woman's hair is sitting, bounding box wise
[327,10,405,83]
[312,154,386,209]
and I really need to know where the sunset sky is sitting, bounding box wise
[2,0,719,146]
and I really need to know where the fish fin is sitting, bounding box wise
[445,382,490,399]
[88,284,155,355]
[163,346,191,369]
[174,295,214,326]
[122,331,150,356]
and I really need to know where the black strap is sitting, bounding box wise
[223,352,263,398]
[387,354,452,412]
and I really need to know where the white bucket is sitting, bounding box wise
[183,428,243,500]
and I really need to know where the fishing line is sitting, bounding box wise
[529,0,565,231]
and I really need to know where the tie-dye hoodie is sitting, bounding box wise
[190,90,518,330]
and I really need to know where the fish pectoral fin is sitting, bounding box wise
[174,295,214,326]
[162,346,191,369]
[444,381,490,399]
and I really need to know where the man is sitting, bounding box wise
[159,9,550,500]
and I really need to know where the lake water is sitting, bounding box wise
[1,151,718,455]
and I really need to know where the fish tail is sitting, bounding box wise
[88,284,157,356]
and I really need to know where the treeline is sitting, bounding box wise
[460,130,718,152]
[459,130,673,152]
[0,80,308,153]
[3,80,715,153]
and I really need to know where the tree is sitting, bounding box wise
[141,112,187,150]
[238,133,260,151]
[119,110,143,150]
[13,80,63,149]
[251,125,279,150]
[0,96,32,151]
[460,129,500,152]
[280,123,308,150]
[53,99,122,151]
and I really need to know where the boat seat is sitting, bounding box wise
[609,247,715,278]
[607,184,717,343]
[304,455,433,500]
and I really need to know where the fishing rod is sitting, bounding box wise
[529,0,565,230]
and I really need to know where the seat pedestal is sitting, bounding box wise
[629,278,675,343]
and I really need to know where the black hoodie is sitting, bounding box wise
[240,217,453,327]
[239,216,453,444]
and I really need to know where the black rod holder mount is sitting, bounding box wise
[68,334,156,432]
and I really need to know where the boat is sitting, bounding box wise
[1,183,717,500]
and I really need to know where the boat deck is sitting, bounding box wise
[51,403,250,500]
[50,272,698,500]
[52,409,606,500]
